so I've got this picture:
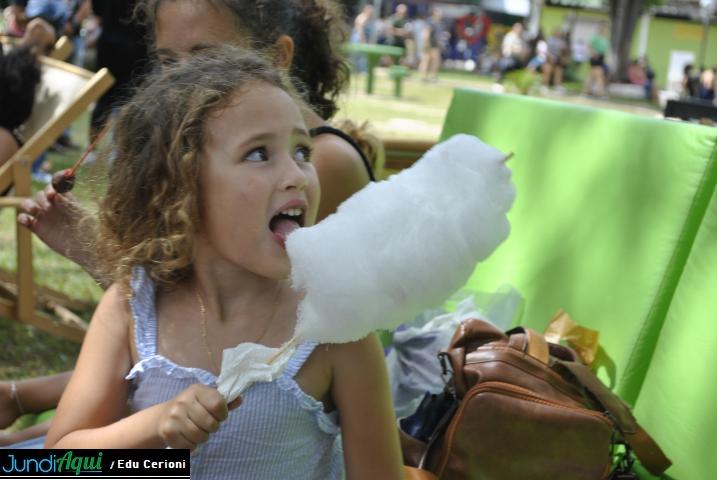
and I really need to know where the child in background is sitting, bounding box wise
[44,47,402,480]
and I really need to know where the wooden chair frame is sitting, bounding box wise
[381,138,435,177]
[0,56,113,342]
[1,34,74,61]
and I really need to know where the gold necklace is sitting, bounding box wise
[194,285,283,373]
[195,289,219,373]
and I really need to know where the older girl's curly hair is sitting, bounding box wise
[94,46,293,291]
[136,0,350,120]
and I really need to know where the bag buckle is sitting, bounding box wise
[438,352,454,392]
[609,433,636,479]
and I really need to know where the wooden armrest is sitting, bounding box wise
[382,138,436,171]
[0,196,27,209]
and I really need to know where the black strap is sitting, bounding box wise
[309,125,376,182]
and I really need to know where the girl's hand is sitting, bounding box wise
[17,184,106,284]
[157,384,242,451]
[17,184,87,261]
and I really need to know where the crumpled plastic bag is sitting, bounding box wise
[543,309,599,366]
[387,286,524,418]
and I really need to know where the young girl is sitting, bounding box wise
[44,47,403,479]
[19,0,375,267]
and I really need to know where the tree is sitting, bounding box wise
[606,0,664,81]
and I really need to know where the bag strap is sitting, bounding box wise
[558,361,672,475]
[506,326,550,364]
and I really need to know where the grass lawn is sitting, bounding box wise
[0,68,660,379]
[0,112,102,379]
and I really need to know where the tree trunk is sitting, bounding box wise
[608,0,645,81]
[527,0,545,38]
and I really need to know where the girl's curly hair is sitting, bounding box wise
[94,46,293,291]
[135,0,350,120]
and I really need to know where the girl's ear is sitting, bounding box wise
[274,34,295,70]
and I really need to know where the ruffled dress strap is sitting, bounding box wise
[125,267,215,385]
[276,341,340,435]
[128,267,156,360]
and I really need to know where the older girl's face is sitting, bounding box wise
[154,0,247,65]
[198,83,320,280]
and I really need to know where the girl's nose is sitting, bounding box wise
[279,154,308,191]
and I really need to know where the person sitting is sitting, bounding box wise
[627,57,656,102]
[496,22,527,81]
[682,64,700,99]
[7,0,70,53]
[699,67,715,102]
[0,45,41,170]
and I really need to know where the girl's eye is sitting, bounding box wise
[245,147,269,162]
[294,145,312,163]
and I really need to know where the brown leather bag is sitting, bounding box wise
[400,319,671,480]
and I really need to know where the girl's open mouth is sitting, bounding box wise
[269,207,305,248]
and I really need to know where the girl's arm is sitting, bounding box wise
[330,333,404,480]
[46,284,235,449]
[45,283,156,448]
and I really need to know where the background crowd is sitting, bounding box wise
[350,2,657,99]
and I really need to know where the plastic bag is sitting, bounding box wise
[387,286,524,418]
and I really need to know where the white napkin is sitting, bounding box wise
[217,342,296,403]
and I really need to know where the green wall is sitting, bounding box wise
[541,5,717,89]
[638,17,717,89]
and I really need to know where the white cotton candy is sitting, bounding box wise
[287,134,515,344]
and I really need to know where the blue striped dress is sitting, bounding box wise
[125,269,344,479]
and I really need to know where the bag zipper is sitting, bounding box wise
[467,381,613,425]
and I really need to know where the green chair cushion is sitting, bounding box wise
[632,186,717,479]
[440,89,717,406]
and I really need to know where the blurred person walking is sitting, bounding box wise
[419,7,443,82]
[543,28,568,92]
[583,23,609,97]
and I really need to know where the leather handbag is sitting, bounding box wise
[400,319,671,479]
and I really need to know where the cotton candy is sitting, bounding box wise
[287,134,515,344]
[217,134,514,401]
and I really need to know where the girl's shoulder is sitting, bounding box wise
[295,333,385,409]
[95,283,134,335]
[322,333,385,378]
[311,126,374,180]
[309,127,373,220]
